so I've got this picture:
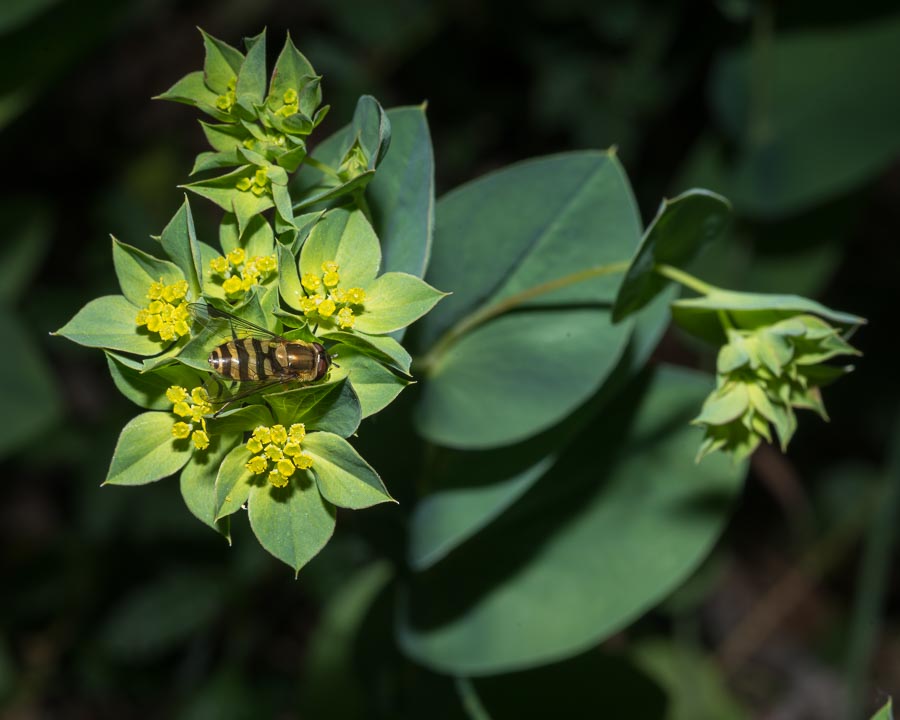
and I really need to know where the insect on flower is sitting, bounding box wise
[188,303,333,408]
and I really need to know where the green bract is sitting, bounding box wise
[55,29,443,574]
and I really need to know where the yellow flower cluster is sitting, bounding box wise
[168,386,212,450]
[236,167,271,196]
[299,261,366,329]
[135,278,190,341]
[245,423,314,488]
[242,132,286,152]
[275,88,299,117]
[209,247,277,297]
[215,77,237,113]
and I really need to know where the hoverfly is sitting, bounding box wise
[188,303,333,405]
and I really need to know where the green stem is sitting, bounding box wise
[418,261,630,372]
[654,263,720,295]
[304,155,341,180]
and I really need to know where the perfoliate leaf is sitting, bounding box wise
[269,32,317,103]
[200,29,244,95]
[694,383,749,426]
[55,295,165,355]
[111,237,183,307]
[158,198,203,300]
[299,208,381,289]
[104,412,192,486]
[105,351,201,410]
[235,28,266,106]
[332,347,411,417]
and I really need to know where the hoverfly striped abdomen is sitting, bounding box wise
[208,338,330,383]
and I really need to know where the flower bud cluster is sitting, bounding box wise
[209,247,277,298]
[245,423,314,488]
[694,314,860,462]
[168,386,212,450]
[135,278,190,341]
[299,260,366,329]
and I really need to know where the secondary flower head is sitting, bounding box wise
[245,423,313,487]
[694,314,860,462]
[209,249,277,299]
[135,278,191,341]
[168,385,213,450]
[299,260,366,329]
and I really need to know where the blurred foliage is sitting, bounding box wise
[3,0,899,717]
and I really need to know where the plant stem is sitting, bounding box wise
[419,261,630,372]
[304,155,341,180]
[654,263,720,295]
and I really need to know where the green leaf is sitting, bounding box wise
[293,171,375,213]
[416,308,631,449]
[0,309,60,459]
[104,412,192,486]
[200,28,244,95]
[182,166,274,236]
[353,272,447,335]
[158,198,203,300]
[322,329,412,373]
[299,208,381,289]
[219,212,275,257]
[277,241,304,312]
[414,151,640,448]
[154,71,222,115]
[235,28,266,106]
[200,121,250,153]
[105,351,201,410]
[399,366,747,675]
[694,383,749,426]
[351,95,392,170]
[55,295,165,355]
[209,404,274,436]
[264,377,362,437]
[248,478,337,575]
[180,433,239,538]
[671,289,866,346]
[632,640,748,720]
[293,106,434,279]
[697,15,900,218]
[215,443,256,520]
[871,699,893,720]
[112,237,183,307]
[612,189,731,322]
[303,432,394,509]
[333,347,410,418]
[269,32,317,102]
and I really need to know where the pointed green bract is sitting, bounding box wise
[351,272,446,335]
[214,444,256,520]
[248,478,336,575]
[159,198,203,300]
[112,237,183,307]
[180,433,239,539]
[200,29,244,95]
[332,347,411,418]
[104,412,193,486]
[235,29,266,107]
[304,432,394,509]
[264,378,361,437]
[55,295,166,355]
[299,208,381,288]
[105,352,201,410]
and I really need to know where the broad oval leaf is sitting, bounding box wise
[55,295,166,356]
[304,431,394,509]
[352,272,446,335]
[612,189,731,322]
[104,412,192,486]
[298,207,381,288]
[180,433,239,538]
[112,238,184,308]
[413,151,641,448]
[334,347,410,418]
[398,365,747,675]
[248,477,336,575]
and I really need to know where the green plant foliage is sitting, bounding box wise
[399,366,746,675]
[613,189,732,322]
[871,699,894,720]
[414,151,640,448]
[688,13,900,218]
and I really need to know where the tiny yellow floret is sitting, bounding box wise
[246,455,268,474]
[337,307,355,328]
[283,88,298,104]
[276,458,296,478]
[227,247,246,266]
[166,386,188,404]
[172,422,192,440]
[289,423,306,442]
[254,168,268,186]
[264,443,284,461]
[322,261,339,274]
[294,452,314,470]
[318,298,336,317]
[210,256,229,274]
[268,470,289,488]
[192,430,210,450]
[236,177,252,192]
[323,271,340,288]
[270,424,288,445]
[252,426,272,444]
[246,437,263,454]
[345,287,366,305]
[302,273,321,291]
[222,276,243,294]
[173,401,192,418]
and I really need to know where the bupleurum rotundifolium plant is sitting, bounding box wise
[55,29,865,575]
[55,29,445,573]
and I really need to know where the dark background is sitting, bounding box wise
[3,0,899,717]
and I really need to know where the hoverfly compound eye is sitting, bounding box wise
[314,343,331,380]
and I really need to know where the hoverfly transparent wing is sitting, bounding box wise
[187,302,284,341]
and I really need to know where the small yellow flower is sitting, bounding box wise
[268,469,289,488]
[252,426,272,444]
[294,452,314,470]
[147,281,165,300]
[289,423,306,442]
[174,319,190,336]
[173,401,192,418]
[246,455,268,474]
[302,273,321,291]
[337,307,355,329]
[251,184,267,197]
[135,309,149,325]
[283,441,302,457]
[323,271,340,288]
[166,386,188,404]
[222,276,243,294]
[192,430,210,450]
[253,168,268,187]
[270,424,288,445]
[276,458,296,478]
[257,255,277,273]
[236,177,252,192]
[264,443,284,461]
[191,387,209,405]
[283,88,298,104]
[322,261,339,274]
[345,287,366,305]
[318,298,336,317]
[172,422,192,440]
[300,296,320,314]
[246,437,263,454]
[227,247,246,266]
